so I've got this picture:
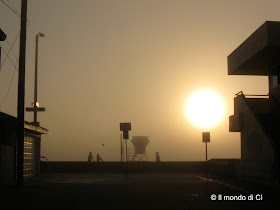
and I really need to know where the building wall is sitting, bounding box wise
[0,127,17,185]
[0,112,45,185]
[246,98,270,114]
[24,134,41,177]
[0,116,17,185]
[270,85,280,106]
[234,95,278,183]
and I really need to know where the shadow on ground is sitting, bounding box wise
[1,173,279,209]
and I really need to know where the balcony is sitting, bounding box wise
[229,92,270,132]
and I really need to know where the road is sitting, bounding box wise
[1,173,279,209]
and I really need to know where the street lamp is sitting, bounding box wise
[26,32,46,126]
[38,32,45,38]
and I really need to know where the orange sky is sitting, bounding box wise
[0,0,277,161]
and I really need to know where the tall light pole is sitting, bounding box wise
[26,32,46,126]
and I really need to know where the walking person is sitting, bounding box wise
[156,152,160,162]
[97,154,103,162]
[88,152,94,162]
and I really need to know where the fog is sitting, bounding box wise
[1,0,277,161]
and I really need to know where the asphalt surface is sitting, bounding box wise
[1,173,280,209]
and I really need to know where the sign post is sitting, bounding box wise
[26,105,45,126]
[120,122,131,162]
[202,132,210,162]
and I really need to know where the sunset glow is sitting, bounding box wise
[185,90,224,128]
[0,0,273,161]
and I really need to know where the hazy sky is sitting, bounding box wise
[0,0,279,161]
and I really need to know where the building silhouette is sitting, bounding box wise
[228,21,280,183]
[0,111,48,185]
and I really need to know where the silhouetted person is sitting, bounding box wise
[156,152,160,162]
[97,154,103,162]
[88,152,94,162]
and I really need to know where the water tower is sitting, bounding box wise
[130,136,149,161]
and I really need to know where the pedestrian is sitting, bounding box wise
[88,152,94,162]
[156,152,160,162]
[97,154,103,162]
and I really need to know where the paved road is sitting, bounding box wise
[1,173,279,209]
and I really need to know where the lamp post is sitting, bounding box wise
[34,32,45,124]
[26,32,46,126]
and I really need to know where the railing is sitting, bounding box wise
[235,90,280,112]
[235,91,269,97]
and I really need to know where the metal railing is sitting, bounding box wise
[235,91,269,97]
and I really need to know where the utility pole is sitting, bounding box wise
[17,0,28,186]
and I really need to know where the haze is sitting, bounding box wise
[1,0,278,161]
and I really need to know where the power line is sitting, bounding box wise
[0,63,17,107]
[0,0,30,26]
[6,0,20,15]
[0,44,19,72]
[0,31,20,106]
[6,36,19,63]
[0,0,20,17]
[0,31,20,71]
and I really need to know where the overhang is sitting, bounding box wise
[24,121,48,134]
[228,21,280,76]
[0,111,48,135]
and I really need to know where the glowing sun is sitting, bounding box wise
[185,90,224,128]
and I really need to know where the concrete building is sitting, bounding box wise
[0,111,48,185]
[228,21,280,184]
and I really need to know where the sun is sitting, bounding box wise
[185,90,224,128]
